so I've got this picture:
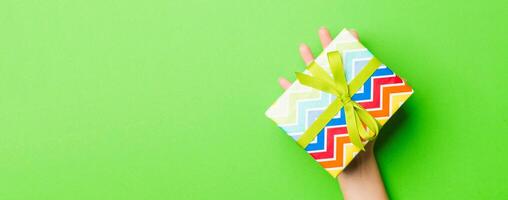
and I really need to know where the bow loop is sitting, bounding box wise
[295,51,382,150]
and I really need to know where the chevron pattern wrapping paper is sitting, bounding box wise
[265,29,413,177]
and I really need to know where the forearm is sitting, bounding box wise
[337,148,388,200]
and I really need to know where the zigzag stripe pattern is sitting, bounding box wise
[305,66,409,150]
[280,92,334,138]
[267,86,322,125]
[265,29,413,177]
[269,51,376,139]
[306,70,412,176]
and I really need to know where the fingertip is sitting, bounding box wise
[319,27,329,35]
[278,77,292,90]
[299,44,314,65]
[348,28,359,39]
[299,43,309,52]
[318,27,333,47]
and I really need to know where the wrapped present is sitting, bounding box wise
[265,29,414,177]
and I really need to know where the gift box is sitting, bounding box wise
[265,29,414,177]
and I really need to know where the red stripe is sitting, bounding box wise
[358,75,403,109]
[310,126,348,159]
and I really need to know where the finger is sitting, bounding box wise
[299,44,314,65]
[318,27,333,48]
[278,77,292,90]
[348,28,359,39]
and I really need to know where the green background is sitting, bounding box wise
[1,0,507,199]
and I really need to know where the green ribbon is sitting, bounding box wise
[295,51,381,150]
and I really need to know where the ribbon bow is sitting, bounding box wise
[295,51,381,150]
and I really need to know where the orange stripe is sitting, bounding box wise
[369,83,412,118]
[318,136,350,168]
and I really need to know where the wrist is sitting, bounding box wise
[336,145,388,200]
[338,148,376,179]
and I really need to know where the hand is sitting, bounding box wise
[278,27,388,200]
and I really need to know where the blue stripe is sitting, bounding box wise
[280,93,333,134]
[305,108,346,151]
[352,66,394,101]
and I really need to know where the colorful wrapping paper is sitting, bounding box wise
[265,29,414,177]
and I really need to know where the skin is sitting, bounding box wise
[278,27,389,200]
